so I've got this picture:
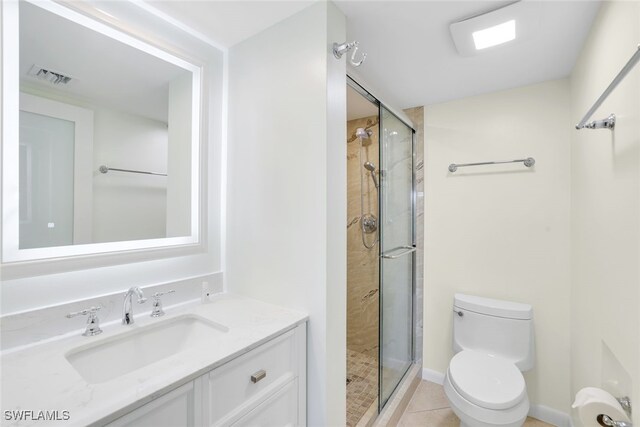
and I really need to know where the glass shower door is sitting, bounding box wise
[379,106,415,409]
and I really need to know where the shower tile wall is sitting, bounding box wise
[347,115,380,427]
[347,115,380,357]
[403,106,424,363]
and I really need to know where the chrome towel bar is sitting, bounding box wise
[381,246,416,259]
[575,44,640,130]
[448,157,535,173]
[99,165,167,177]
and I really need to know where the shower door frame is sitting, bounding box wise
[346,76,417,414]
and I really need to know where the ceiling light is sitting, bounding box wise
[472,20,516,50]
[449,1,540,57]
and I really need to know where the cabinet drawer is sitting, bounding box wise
[209,329,298,425]
[231,379,298,427]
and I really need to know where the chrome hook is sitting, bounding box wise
[350,45,367,67]
[333,41,367,67]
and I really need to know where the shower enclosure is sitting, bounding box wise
[346,77,416,425]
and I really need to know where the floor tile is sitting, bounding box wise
[524,416,554,426]
[405,380,450,413]
[398,408,459,427]
[398,380,555,427]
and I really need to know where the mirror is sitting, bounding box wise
[2,0,201,262]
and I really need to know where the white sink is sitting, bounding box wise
[65,315,228,384]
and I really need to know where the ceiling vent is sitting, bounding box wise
[26,64,73,85]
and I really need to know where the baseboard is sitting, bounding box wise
[421,367,445,385]
[528,405,571,427]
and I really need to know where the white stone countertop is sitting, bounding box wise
[0,294,308,427]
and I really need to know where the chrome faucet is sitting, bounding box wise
[122,287,147,325]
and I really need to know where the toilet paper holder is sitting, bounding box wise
[598,414,632,427]
[598,396,632,427]
[617,396,632,418]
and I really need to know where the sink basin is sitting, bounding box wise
[66,315,228,384]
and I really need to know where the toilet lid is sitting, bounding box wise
[448,350,526,410]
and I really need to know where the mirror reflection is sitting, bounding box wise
[18,1,194,249]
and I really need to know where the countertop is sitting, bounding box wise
[0,294,308,426]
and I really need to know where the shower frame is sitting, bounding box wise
[347,75,418,415]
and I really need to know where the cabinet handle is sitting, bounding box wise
[251,369,266,383]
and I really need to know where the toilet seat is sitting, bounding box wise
[448,350,526,410]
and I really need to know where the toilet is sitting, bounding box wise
[443,294,534,427]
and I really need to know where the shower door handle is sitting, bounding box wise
[381,245,416,259]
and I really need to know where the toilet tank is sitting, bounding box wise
[452,294,534,371]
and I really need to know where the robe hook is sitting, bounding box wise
[333,41,367,67]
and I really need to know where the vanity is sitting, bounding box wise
[1,294,307,426]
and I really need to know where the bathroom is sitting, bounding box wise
[0,1,639,427]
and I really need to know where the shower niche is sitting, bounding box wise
[346,78,417,426]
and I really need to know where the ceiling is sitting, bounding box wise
[148,1,315,48]
[348,86,378,120]
[145,1,601,111]
[335,1,601,109]
[20,1,188,122]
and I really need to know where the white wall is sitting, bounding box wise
[570,1,640,424]
[423,79,572,413]
[226,2,346,425]
[166,73,192,238]
[92,107,168,243]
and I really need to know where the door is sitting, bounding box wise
[378,106,415,409]
[19,110,75,249]
[18,93,94,249]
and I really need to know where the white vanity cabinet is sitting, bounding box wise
[106,380,204,427]
[106,324,306,427]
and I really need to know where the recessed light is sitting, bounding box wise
[472,20,516,50]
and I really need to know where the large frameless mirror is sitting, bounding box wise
[1,0,201,262]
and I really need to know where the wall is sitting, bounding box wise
[346,115,379,358]
[570,1,640,424]
[226,2,346,426]
[92,106,168,243]
[166,72,192,238]
[346,115,379,426]
[423,79,572,415]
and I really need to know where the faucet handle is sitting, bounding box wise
[66,306,103,336]
[150,290,175,318]
[67,306,101,318]
[152,289,175,299]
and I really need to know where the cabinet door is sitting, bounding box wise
[231,379,298,427]
[106,379,203,427]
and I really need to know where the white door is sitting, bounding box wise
[19,93,94,249]
[19,110,75,249]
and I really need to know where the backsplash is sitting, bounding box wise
[0,273,223,351]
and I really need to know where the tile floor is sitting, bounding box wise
[398,380,554,427]
[347,349,378,427]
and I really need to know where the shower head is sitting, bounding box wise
[363,161,379,189]
[355,128,370,139]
